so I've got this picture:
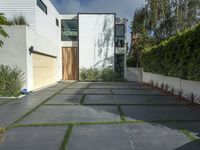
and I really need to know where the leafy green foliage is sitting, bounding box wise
[0,13,11,47]
[126,56,137,67]
[79,68,126,82]
[80,68,99,81]
[0,65,24,97]
[12,15,28,25]
[142,23,200,81]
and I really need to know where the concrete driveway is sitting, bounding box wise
[0,82,200,150]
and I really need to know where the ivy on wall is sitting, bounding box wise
[142,23,200,81]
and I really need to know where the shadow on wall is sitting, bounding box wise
[93,15,114,68]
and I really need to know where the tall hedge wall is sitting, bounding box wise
[142,23,200,81]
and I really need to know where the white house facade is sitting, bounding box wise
[0,0,128,91]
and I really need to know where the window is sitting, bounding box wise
[115,24,125,47]
[61,20,78,41]
[56,18,59,27]
[115,24,125,37]
[37,0,47,14]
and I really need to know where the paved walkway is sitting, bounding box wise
[0,82,200,150]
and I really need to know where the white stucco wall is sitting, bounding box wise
[35,0,61,43]
[143,72,200,100]
[0,26,28,90]
[126,68,143,82]
[78,14,115,69]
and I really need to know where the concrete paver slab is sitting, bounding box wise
[0,99,12,106]
[121,123,200,150]
[122,105,200,121]
[19,105,120,124]
[67,124,133,150]
[60,89,111,95]
[83,95,184,105]
[112,89,162,95]
[88,85,151,90]
[67,83,90,89]
[0,126,67,150]
[67,123,200,150]
[45,94,83,104]
[88,82,144,86]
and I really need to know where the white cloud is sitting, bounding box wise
[51,0,146,45]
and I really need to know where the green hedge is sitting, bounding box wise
[126,56,137,67]
[142,23,200,81]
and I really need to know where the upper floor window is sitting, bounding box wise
[115,24,125,47]
[37,0,47,15]
[61,20,78,41]
[115,24,125,37]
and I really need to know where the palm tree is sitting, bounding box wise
[0,13,11,47]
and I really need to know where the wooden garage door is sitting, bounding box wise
[62,47,78,80]
[32,53,56,90]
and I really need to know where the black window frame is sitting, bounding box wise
[61,19,78,41]
[37,0,47,15]
[115,24,125,37]
[56,18,59,27]
[115,24,125,47]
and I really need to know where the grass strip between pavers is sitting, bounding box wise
[59,124,73,150]
[43,104,80,106]
[117,105,126,121]
[80,95,85,104]
[174,121,200,147]
[11,120,149,128]
[7,82,75,129]
[179,129,200,147]
[11,120,200,128]
[43,103,193,106]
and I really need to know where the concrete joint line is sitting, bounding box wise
[8,82,76,129]
[59,124,74,150]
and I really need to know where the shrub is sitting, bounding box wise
[155,82,158,88]
[0,65,24,97]
[170,87,175,95]
[79,67,126,82]
[149,80,154,87]
[99,68,126,82]
[177,89,184,99]
[165,84,169,92]
[126,56,137,67]
[79,68,99,81]
[12,15,27,25]
[188,93,197,104]
[141,23,200,81]
[160,83,165,90]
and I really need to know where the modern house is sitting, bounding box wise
[0,0,128,91]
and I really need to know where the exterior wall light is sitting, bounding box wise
[29,46,34,55]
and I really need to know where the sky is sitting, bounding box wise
[50,0,146,45]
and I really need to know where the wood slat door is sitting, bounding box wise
[62,47,78,80]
